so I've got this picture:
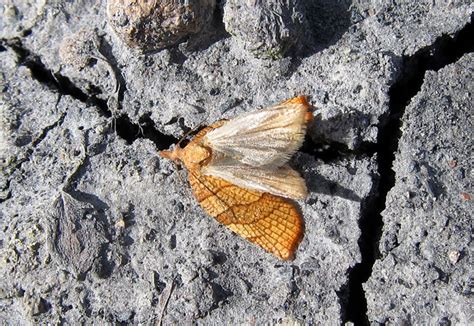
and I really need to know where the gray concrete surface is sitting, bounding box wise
[365,53,473,325]
[1,1,472,324]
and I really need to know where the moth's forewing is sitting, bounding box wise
[204,97,312,168]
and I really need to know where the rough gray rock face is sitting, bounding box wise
[1,0,473,324]
[350,1,473,56]
[365,54,473,324]
[223,0,305,59]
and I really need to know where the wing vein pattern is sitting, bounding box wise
[204,102,310,167]
[188,170,303,260]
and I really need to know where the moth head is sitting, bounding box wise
[159,146,182,163]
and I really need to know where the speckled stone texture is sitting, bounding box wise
[0,1,473,324]
[365,53,473,325]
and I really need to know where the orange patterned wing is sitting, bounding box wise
[187,169,304,260]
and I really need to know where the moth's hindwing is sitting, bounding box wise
[188,170,304,260]
[202,158,307,199]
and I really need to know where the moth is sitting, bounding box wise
[160,96,313,260]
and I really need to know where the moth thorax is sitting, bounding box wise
[185,145,211,167]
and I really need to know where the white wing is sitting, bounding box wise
[204,98,311,168]
[202,157,307,199]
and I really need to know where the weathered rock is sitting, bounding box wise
[47,191,108,278]
[349,1,474,56]
[23,295,50,316]
[0,1,47,39]
[223,0,306,59]
[107,0,216,52]
[1,45,111,324]
[364,53,473,324]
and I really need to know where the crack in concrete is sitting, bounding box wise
[0,98,67,203]
[31,107,67,147]
[1,37,178,149]
[343,21,474,325]
[1,38,109,113]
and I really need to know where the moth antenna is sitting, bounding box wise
[176,123,202,148]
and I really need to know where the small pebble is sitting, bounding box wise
[447,159,457,168]
[223,0,305,59]
[460,192,471,201]
[448,250,460,264]
[107,0,216,52]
